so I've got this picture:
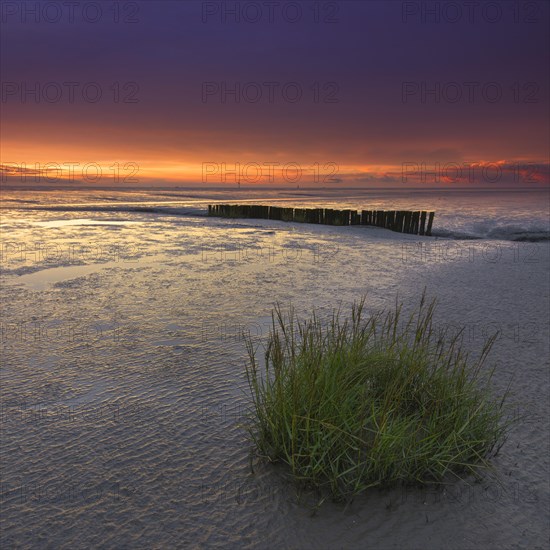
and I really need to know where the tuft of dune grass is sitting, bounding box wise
[245,294,512,501]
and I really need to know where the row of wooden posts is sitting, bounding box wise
[208,204,435,235]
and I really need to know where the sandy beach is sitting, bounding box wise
[0,188,548,549]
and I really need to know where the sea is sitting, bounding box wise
[1,186,549,549]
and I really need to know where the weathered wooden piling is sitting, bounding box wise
[269,206,281,220]
[426,212,435,236]
[332,210,349,226]
[411,211,420,234]
[419,211,427,235]
[400,211,406,232]
[281,208,294,222]
[293,208,306,223]
[387,211,395,230]
[403,211,412,233]
[305,208,321,224]
[208,204,434,235]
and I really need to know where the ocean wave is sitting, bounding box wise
[433,224,550,242]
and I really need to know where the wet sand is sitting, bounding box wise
[1,193,548,549]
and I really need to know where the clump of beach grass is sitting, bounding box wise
[245,294,511,501]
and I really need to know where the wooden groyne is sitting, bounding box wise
[208,204,435,235]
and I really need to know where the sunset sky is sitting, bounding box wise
[1,0,549,187]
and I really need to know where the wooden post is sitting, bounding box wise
[419,211,427,235]
[388,211,395,230]
[403,211,412,233]
[308,209,319,224]
[207,205,431,235]
[426,212,435,236]
[399,210,407,233]
[282,208,293,222]
[411,211,420,234]
[294,208,306,222]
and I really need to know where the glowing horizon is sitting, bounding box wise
[1,2,548,190]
